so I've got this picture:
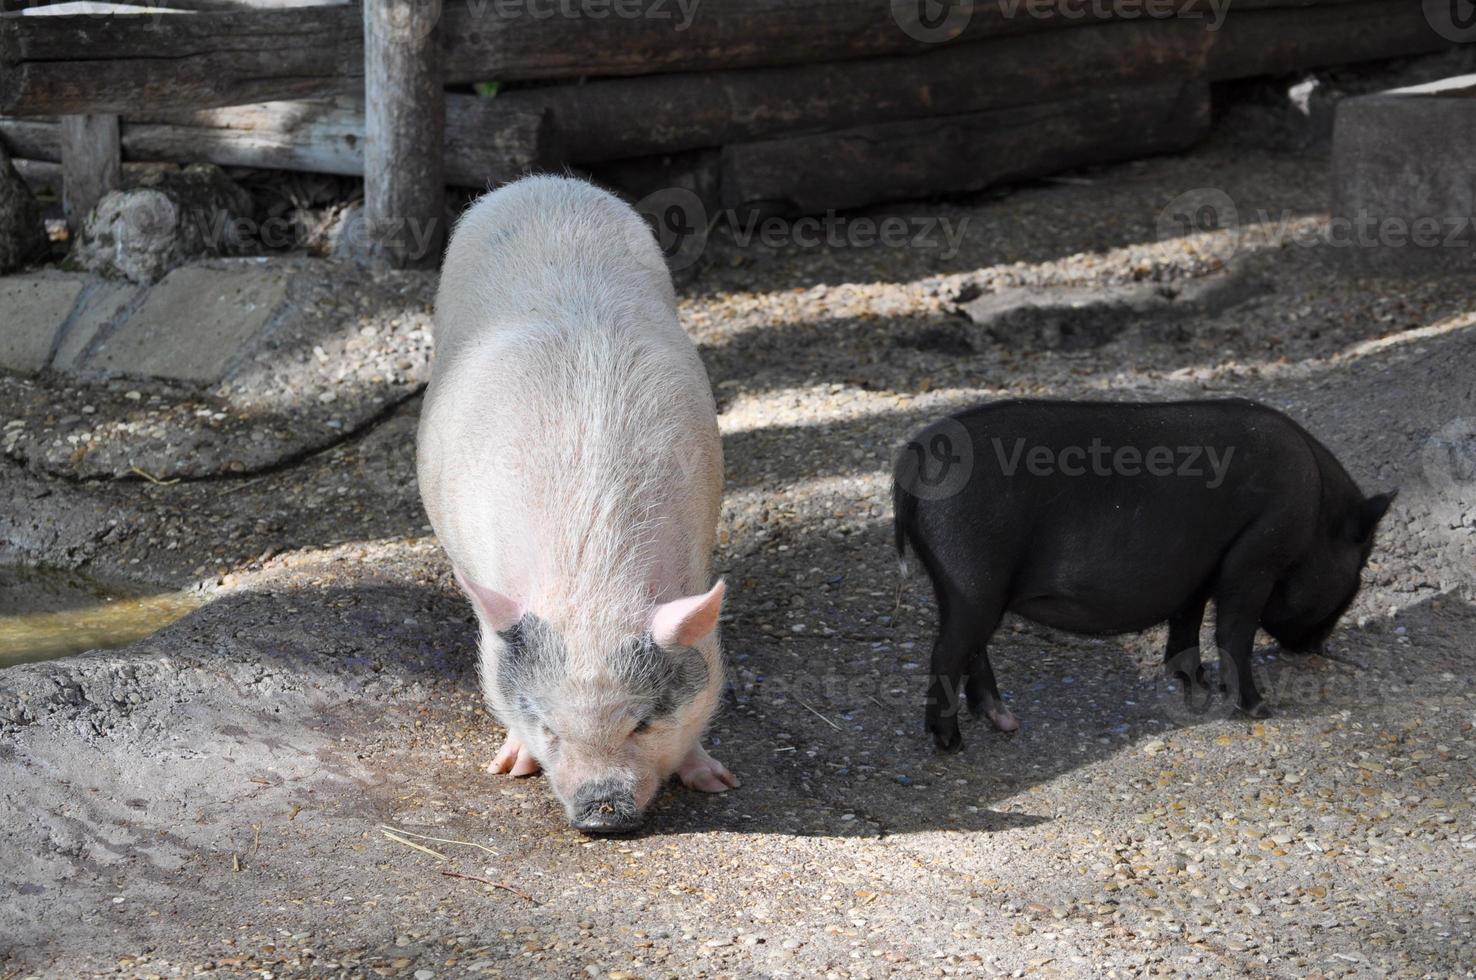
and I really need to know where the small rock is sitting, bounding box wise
[70,164,254,283]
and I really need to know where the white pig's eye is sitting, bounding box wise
[629,718,651,738]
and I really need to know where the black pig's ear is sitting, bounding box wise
[1353,490,1397,543]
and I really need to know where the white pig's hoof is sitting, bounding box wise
[987,707,1020,733]
[488,736,541,777]
[677,745,739,793]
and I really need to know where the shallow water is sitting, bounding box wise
[0,565,200,667]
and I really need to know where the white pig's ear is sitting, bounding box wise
[453,566,522,632]
[650,580,726,649]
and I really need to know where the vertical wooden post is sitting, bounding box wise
[363,0,445,269]
[59,114,121,234]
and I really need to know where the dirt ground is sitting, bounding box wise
[3,66,1476,978]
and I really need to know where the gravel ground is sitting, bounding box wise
[2,63,1475,979]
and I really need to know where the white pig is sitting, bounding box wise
[417,175,736,833]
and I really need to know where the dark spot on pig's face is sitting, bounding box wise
[487,613,569,753]
[614,633,710,725]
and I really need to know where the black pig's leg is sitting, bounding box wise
[965,634,1016,733]
[1165,595,1209,693]
[1213,575,1273,719]
[925,615,973,753]
[925,596,992,753]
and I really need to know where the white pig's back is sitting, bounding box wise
[431,176,679,363]
[418,177,720,629]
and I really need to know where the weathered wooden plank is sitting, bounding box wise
[11,155,158,195]
[362,0,443,268]
[438,0,1372,82]
[1206,1,1447,79]
[1,0,1399,116]
[59,112,119,229]
[521,18,1212,163]
[0,5,363,115]
[0,0,346,9]
[0,95,553,186]
[719,80,1211,215]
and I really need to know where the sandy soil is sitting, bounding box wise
[2,66,1475,979]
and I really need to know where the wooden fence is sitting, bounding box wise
[0,0,1456,267]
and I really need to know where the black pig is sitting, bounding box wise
[893,399,1394,752]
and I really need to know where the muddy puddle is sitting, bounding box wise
[0,565,201,667]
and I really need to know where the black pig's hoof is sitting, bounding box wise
[1237,701,1272,720]
[928,718,964,753]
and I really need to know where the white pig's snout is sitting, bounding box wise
[567,777,642,835]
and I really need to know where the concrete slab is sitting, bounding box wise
[49,280,142,373]
[1331,74,1476,273]
[2,257,434,480]
[82,263,290,383]
[0,273,86,374]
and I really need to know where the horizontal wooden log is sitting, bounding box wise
[440,0,1375,82]
[10,155,161,194]
[0,4,362,115]
[1,0,1393,116]
[1206,1,1448,79]
[0,95,555,186]
[0,0,346,10]
[521,17,1212,163]
[719,80,1212,215]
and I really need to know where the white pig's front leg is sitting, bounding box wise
[676,743,739,793]
[488,735,540,777]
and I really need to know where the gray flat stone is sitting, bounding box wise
[82,263,290,383]
[50,280,142,373]
[1331,75,1476,273]
[956,268,1269,351]
[0,273,86,374]
[2,257,434,480]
